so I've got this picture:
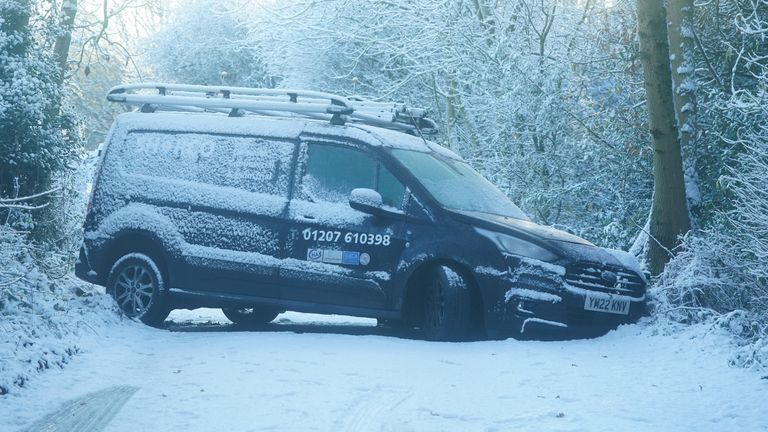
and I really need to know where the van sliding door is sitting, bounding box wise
[119,131,296,299]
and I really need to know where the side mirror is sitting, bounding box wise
[349,188,384,214]
[349,188,405,220]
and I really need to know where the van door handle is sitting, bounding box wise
[301,215,316,220]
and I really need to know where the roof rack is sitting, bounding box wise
[106,83,438,135]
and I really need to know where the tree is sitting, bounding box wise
[149,0,276,87]
[635,0,691,275]
[659,0,768,299]
[0,0,79,230]
[52,0,78,85]
[667,0,700,217]
[62,0,168,148]
[249,0,653,249]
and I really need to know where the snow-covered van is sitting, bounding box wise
[75,83,647,340]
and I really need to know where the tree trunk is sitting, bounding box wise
[53,0,78,85]
[636,0,691,275]
[667,0,696,147]
[667,0,699,213]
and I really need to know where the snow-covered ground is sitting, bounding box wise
[2,309,767,432]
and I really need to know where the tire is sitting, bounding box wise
[107,253,170,327]
[421,265,471,341]
[222,307,281,326]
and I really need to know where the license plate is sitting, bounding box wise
[584,293,630,315]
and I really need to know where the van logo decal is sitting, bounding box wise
[307,249,323,261]
[307,249,369,266]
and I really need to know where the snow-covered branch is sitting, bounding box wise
[0,187,60,204]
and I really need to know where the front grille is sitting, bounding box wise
[515,273,561,291]
[565,263,645,296]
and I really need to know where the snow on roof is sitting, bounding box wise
[113,112,461,158]
[114,112,306,139]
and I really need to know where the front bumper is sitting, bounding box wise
[485,257,647,338]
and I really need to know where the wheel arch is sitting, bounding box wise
[99,230,172,287]
[401,258,486,336]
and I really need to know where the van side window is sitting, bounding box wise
[302,144,405,208]
[378,167,406,209]
[120,132,295,196]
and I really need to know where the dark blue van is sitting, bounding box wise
[75,84,646,341]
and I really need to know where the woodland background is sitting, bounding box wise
[1,0,767,383]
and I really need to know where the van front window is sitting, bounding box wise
[391,149,529,220]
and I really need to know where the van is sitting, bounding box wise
[75,83,646,341]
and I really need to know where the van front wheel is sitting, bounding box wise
[421,265,471,341]
[107,253,170,327]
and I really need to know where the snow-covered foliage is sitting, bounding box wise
[0,223,118,395]
[655,145,768,368]
[680,1,767,219]
[652,0,768,368]
[0,143,114,395]
[231,0,653,250]
[0,0,79,220]
[149,0,276,88]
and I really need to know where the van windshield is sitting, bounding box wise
[391,149,529,220]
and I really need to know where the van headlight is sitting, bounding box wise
[477,228,560,263]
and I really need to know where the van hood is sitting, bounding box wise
[453,210,624,267]
[454,210,592,245]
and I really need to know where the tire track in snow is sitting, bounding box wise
[338,386,413,432]
[22,386,139,432]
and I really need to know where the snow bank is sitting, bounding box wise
[0,225,119,395]
[0,150,121,395]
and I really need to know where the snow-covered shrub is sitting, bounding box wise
[0,149,114,395]
[0,222,119,395]
[0,0,80,234]
[654,22,768,367]
[149,0,276,88]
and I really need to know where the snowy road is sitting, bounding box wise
[2,310,767,432]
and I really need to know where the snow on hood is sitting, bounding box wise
[552,241,624,268]
[603,248,647,278]
[458,211,593,246]
[460,210,632,268]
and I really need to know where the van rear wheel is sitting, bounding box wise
[107,253,170,327]
[421,265,471,341]
[222,307,281,326]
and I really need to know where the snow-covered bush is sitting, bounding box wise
[0,222,118,395]
[149,0,276,88]
[0,148,114,394]
[0,0,80,227]
[655,135,768,368]
[654,0,768,369]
